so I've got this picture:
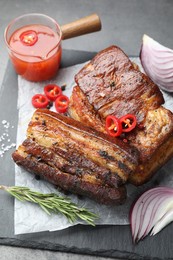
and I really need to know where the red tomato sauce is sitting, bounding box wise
[9,24,62,81]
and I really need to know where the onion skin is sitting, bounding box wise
[140,34,173,92]
[130,187,173,243]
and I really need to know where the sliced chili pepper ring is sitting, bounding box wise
[44,84,62,101]
[32,94,49,109]
[120,114,137,132]
[20,30,38,46]
[55,94,69,113]
[105,115,122,137]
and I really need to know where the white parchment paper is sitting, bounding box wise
[15,58,173,235]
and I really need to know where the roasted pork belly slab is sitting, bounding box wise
[12,109,139,205]
[69,45,173,185]
[74,45,164,125]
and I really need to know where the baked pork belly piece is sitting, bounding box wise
[68,45,173,185]
[12,109,139,205]
[128,107,173,185]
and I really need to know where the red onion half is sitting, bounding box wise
[130,187,173,243]
[140,34,173,92]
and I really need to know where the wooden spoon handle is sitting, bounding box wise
[61,13,101,40]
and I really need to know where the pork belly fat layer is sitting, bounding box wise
[27,109,139,183]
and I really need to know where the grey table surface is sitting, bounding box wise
[0,0,173,259]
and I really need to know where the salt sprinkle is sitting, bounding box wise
[2,120,7,125]
[0,119,16,158]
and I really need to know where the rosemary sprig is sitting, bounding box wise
[0,185,98,226]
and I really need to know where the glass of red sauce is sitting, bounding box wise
[4,13,62,82]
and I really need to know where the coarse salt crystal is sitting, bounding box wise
[2,120,7,125]
[0,120,16,158]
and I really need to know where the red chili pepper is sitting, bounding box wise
[105,115,122,137]
[120,114,137,132]
[32,94,49,109]
[55,95,69,113]
[20,30,38,46]
[44,84,62,101]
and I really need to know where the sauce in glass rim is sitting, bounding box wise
[8,24,62,81]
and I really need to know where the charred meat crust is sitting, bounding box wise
[12,148,126,205]
[74,45,164,124]
[22,138,124,188]
[68,85,106,133]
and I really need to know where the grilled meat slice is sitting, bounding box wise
[12,109,139,205]
[68,45,173,185]
[21,138,123,188]
[74,45,164,125]
[26,109,138,183]
[12,145,126,205]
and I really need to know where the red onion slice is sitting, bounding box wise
[140,34,173,92]
[134,190,171,242]
[151,208,173,235]
[130,187,167,242]
[142,195,173,239]
[137,193,167,241]
[130,187,173,243]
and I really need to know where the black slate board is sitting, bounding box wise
[0,50,173,260]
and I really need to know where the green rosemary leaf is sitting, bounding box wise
[7,190,25,202]
[0,185,98,225]
[39,203,52,215]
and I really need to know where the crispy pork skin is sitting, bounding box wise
[12,109,139,205]
[69,45,173,185]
